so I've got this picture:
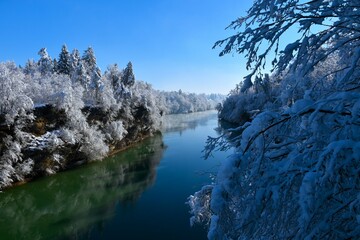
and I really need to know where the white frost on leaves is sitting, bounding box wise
[187,185,213,227]
[25,131,64,151]
[104,120,127,142]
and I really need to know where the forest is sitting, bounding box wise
[0,46,222,190]
[189,0,360,239]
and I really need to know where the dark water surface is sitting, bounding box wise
[0,111,227,240]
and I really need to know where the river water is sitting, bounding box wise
[0,110,228,240]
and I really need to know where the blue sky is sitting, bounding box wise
[0,0,252,94]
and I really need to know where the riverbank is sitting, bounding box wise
[0,103,160,191]
[0,110,223,240]
[0,107,217,191]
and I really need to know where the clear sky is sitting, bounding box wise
[0,0,252,94]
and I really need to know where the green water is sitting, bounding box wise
[0,111,227,240]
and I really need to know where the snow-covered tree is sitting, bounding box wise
[0,62,33,124]
[96,75,118,112]
[73,60,90,89]
[37,48,53,75]
[104,64,126,105]
[81,47,103,104]
[214,0,360,93]
[56,44,71,75]
[0,136,26,189]
[131,81,162,130]
[190,1,360,239]
[122,61,135,87]
[82,46,97,72]
[89,66,103,104]
[69,48,81,74]
[105,64,122,91]
[23,59,37,76]
[0,63,35,188]
[157,90,220,115]
[53,59,58,73]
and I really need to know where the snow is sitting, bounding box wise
[25,131,64,151]
[190,0,360,239]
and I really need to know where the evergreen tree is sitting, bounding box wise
[91,66,103,103]
[57,44,71,75]
[106,64,122,90]
[69,48,80,74]
[74,60,90,89]
[37,48,53,75]
[53,59,58,73]
[122,62,135,87]
[82,46,97,72]
[81,47,103,103]
[23,59,37,76]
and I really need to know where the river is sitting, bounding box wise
[0,110,228,240]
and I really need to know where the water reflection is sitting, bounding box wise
[161,110,218,134]
[0,135,165,240]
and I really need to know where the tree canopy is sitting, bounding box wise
[214,0,360,92]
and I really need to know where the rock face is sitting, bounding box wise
[0,104,160,190]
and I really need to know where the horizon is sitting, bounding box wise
[0,0,252,94]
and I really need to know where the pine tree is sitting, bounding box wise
[57,44,71,75]
[91,66,103,103]
[69,48,80,74]
[82,46,97,72]
[74,60,90,89]
[23,59,37,76]
[122,62,135,87]
[106,64,122,90]
[37,48,53,75]
[81,47,103,103]
[53,59,58,73]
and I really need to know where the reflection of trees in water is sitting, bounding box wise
[0,134,165,240]
[203,119,241,159]
[161,110,218,134]
[216,119,241,140]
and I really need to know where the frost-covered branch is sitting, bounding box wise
[214,0,360,92]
